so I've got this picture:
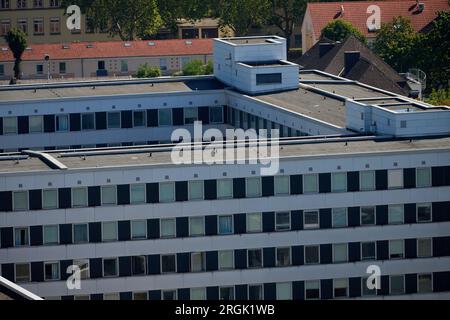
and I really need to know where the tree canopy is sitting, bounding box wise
[321,19,366,44]
[4,28,28,81]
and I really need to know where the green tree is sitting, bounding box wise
[136,63,162,78]
[321,19,366,44]
[4,28,28,82]
[373,16,419,73]
[427,88,450,106]
[182,60,213,76]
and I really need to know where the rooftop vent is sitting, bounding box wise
[62,44,70,49]
[148,41,156,46]
[1,47,8,51]
[416,1,425,12]
[86,44,94,48]
[185,40,193,45]
[124,43,132,47]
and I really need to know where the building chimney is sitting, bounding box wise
[344,51,360,75]
[319,43,335,57]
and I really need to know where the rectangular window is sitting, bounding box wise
[73,259,89,279]
[184,107,198,125]
[36,64,44,75]
[161,254,176,273]
[3,117,17,134]
[101,185,117,205]
[218,215,233,234]
[256,73,282,85]
[209,106,223,124]
[159,58,167,71]
[218,250,234,270]
[13,191,28,211]
[217,179,233,199]
[191,252,206,272]
[29,115,43,133]
[276,282,292,300]
[0,64,4,76]
[130,184,146,204]
[189,216,204,237]
[418,273,432,293]
[361,277,377,296]
[72,187,87,208]
[59,62,66,74]
[103,258,118,277]
[158,109,172,126]
[274,176,289,195]
[33,18,43,34]
[332,208,347,228]
[133,111,145,127]
[361,242,376,260]
[275,211,290,231]
[56,114,69,132]
[388,205,404,224]
[188,181,203,201]
[305,280,320,300]
[246,177,261,198]
[190,288,206,300]
[276,247,291,267]
[303,174,318,193]
[248,284,263,300]
[361,206,375,225]
[43,225,59,245]
[333,243,348,263]
[49,17,60,34]
[81,113,95,130]
[160,218,176,238]
[388,169,403,189]
[107,112,121,129]
[304,210,319,229]
[44,262,60,281]
[246,212,262,233]
[15,263,30,283]
[159,182,175,203]
[131,220,147,240]
[120,60,128,73]
[416,168,431,188]
[0,19,10,36]
[33,0,43,7]
[133,292,147,300]
[102,221,118,242]
[103,293,119,300]
[417,203,432,222]
[390,275,405,295]
[132,256,146,275]
[331,172,347,192]
[219,287,234,300]
[1,0,10,8]
[389,240,404,259]
[417,238,432,258]
[17,0,27,8]
[17,18,27,34]
[73,224,88,244]
[333,278,348,298]
[247,249,262,268]
[49,0,60,7]
[14,227,29,247]
[162,290,177,300]
[304,245,319,264]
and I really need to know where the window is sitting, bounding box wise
[275,211,290,231]
[81,113,95,130]
[103,258,118,277]
[418,273,432,293]
[219,287,234,300]
[416,168,431,188]
[133,111,145,127]
[43,225,59,245]
[17,18,27,34]
[388,169,403,189]
[131,220,147,240]
[190,288,206,300]
[73,224,88,243]
[0,19,10,36]
[333,278,348,298]
[160,218,176,238]
[56,114,69,132]
[274,176,289,195]
[331,172,347,192]
[158,109,172,126]
[14,227,29,246]
[0,64,4,76]
[248,284,263,300]
[133,292,147,300]
[389,240,404,259]
[33,0,43,7]
[49,0,60,7]
[188,181,203,200]
[13,191,28,211]
[15,264,30,283]
[303,174,318,193]
[417,203,432,222]
[304,245,320,264]
[417,238,432,258]
[102,221,118,242]
[332,208,347,228]
[276,282,292,300]
[1,0,10,8]
[49,17,60,34]
[191,252,206,272]
[218,250,234,270]
[58,61,66,74]
[361,206,376,225]
[246,177,261,198]
[304,210,319,229]
[120,60,128,73]
[159,182,175,203]
[276,247,291,267]
[184,107,198,124]
[44,262,60,281]
[132,256,146,275]
[333,243,347,263]
[189,216,204,236]
[29,115,43,133]
[33,18,44,34]
[361,242,376,260]
[72,187,87,208]
[73,259,89,279]
[305,280,320,300]
[159,58,167,71]
[42,189,58,209]
[217,179,233,199]
[361,277,377,296]
[103,293,119,300]
[17,0,26,8]
[246,213,262,233]
[210,106,223,124]
[3,117,17,134]
[130,184,145,204]
[161,254,176,273]
[390,275,404,295]
[162,290,177,300]
[107,112,121,129]
[218,215,233,234]
[247,249,262,268]
[388,205,404,224]
[256,73,282,85]
[101,185,117,205]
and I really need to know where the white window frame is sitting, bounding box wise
[388,204,404,225]
[101,221,118,242]
[72,223,89,244]
[359,170,376,191]
[217,214,233,235]
[416,203,432,223]
[417,273,433,293]
[14,263,31,283]
[303,174,318,194]
[159,182,175,203]
[333,278,348,298]
[360,206,376,225]
[160,218,176,238]
[102,257,119,277]
[331,208,347,228]
[275,211,291,231]
[161,254,177,274]
[275,247,291,267]
[248,284,264,300]
[304,280,321,300]
[72,187,88,208]
[361,241,377,261]
[331,172,347,193]
[417,238,433,258]
[189,216,205,237]
[188,180,204,201]
[332,243,348,263]
[101,185,117,206]
[246,212,262,233]
[304,245,320,265]
[218,250,234,270]
[389,239,404,259]
[274,175,290,195]
[42,189,58,210]
[42,225,59,245]
[130,183,146,204]
[416,167,431,188]
[44,261,60,281]
[389,275,405,295]
[388,169,404,189]
[13,190,29,211]
[246,177,261,198]
[303,210,319,229]
[131,220,147,240]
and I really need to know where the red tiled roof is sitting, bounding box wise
[0,38,213,62]
[307,0,449,37]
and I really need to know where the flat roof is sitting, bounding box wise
[299,72,340,81]
[222,37,281,45]
[1,136,449,174]
[305,82,393,99]
[242,61,290,67]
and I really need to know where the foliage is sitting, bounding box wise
[136,63,162,78]
[427,88,450,106]
[4,28,28,80]
[182,60,213,76]
[321,19,366,44]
